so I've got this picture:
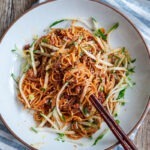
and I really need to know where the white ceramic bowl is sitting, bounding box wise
[0,0,149,150]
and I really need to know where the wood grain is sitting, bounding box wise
[0,0,149,150]
[134,111,150,150]
[0,0,37,37]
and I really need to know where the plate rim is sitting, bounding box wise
[0,0,149,149]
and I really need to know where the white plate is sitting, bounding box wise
[0,0,149,150]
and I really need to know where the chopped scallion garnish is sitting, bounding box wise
[131,58,136,63]
[42,38,48,43]
[117,88,126,99]
[114,113,118,117]
[122,47,126,53]
[55,133,65,142]
[115,119,120,124]
[29,94,35,101]
[61,115,66,121]
[93,129,109,145]
[33,50,39,53]
[94,29,107,40]
[82,107,89,115]
[22,63,30,73]
[41,88,46,92]
[11,49,16,52]
[121,102,126,106]
[11,73,18,84]
[91,17,98,31]
[50,19,66,28]
[107,22,119,34]
[30,127,38,133]
[99,86,104,92]
[127,67,136,74]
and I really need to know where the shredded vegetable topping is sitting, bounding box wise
[16,18,135,144]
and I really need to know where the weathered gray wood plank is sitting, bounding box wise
[134,111,150,150]
[0,0,37,37]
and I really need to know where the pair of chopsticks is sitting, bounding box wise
[90,95,137,150]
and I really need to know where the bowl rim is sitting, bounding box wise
[0,0,150,149]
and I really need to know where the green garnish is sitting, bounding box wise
[33,50,39,53]
[30,127,38,133]
[23,66,29,73]
[11,49,16,52]
[114,113,118,117]
[93,59,96,63]
[55,133,65,142]
[83,107,89,115]
[30,40,35,47]
[29,94,35,101]
[114,58,120,67]
[115,119,120,124]
[11,45,20,54]
[91,17,98,31]
[117,89,126,99]
[58,133,65,138]
[126,66,136,76]
[41,87,46,92]
[107,22,119,34]
[42,38,48,43]
[131,58,136,63]
[22,63,30,73]
[122,47,126,53]
[50,19,66,28]
[79,36,83,40]
[11,73,18,84]
[93,129,109,145]
[127,67,136,74]
[91,17,97,23]
[99,86,104,92]
[55,138,60,141]
[100,78,102,83]
[121,102,126,106]
[80,51,84,57]
[133,82,136,86]
[94,29,107,40]
[61,115,66,121]
[126,77,136,87]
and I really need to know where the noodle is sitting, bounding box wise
[17,18,135,140]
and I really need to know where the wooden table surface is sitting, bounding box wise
[0,0,149,150]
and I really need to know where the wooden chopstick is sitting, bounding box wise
[90,95,137,150]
